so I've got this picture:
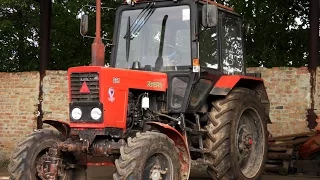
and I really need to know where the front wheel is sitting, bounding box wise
[113,131,181,180]
[8,129,75,180]
[204,88,268,180]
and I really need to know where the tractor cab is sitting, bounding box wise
[111,0,245,75]
[107,0,246,113]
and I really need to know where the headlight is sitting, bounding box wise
[91,108,102,120]
[71,107,82,120]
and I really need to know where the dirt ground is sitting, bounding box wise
[1,166,320,179]
[86,166,320,180]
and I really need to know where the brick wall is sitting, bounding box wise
[0,72,39,162]
[42,71,69,122]
[247,67,312,136]
[0,67,317,160]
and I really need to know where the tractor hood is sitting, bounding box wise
[67,66,168,129]
[68,66,168,92]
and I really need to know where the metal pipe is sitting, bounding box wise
[96,0,101,39]
[91,0,105,66]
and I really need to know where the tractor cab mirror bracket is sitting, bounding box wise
[79,5,116,41]
[80,14,89,36]
[202,4,218,28]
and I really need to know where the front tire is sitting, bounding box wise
[204,88,268,180]
[8,129,73,180]
[113,131,181,180]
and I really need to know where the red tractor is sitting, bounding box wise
[8,0,271,179]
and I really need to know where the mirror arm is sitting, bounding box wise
[80,33,95,39]
[80,32,113,46]
[81,4,116,11]
[80,33,113,43]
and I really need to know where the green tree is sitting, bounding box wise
[217,0,310,67]
[0,0,120,72]
[49,0,120,69]
[0,0,311,71]
[0,0,40,71]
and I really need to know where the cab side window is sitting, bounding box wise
[221,14,244,74]
[198,22,219,69]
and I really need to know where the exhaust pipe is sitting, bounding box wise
[91,0,105,66]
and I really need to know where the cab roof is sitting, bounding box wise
[200,0,234,12]
[123,0,235,12]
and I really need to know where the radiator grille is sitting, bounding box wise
[70,72,99,102]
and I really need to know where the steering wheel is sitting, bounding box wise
[154,44,181,65]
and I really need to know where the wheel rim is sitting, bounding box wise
[236,108,265,178]
[35,148,50,180]
[35,147,70,180]
[142,153,174,180]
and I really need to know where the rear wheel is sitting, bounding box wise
[113,131,181,180]
[204,88,267,180]
[8,129,76,180]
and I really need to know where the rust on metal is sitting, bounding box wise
[91,0,105,66]
[91,139,126,156]
[59,138,87,152]
[59,138,126,156]
[37,147,60,180]
[299,133,320,158]
[307,0,319,130]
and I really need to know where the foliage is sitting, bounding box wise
[0,0,312,71]
[0,0,120,72]
[0,0,40,71]
[217,0,310,67]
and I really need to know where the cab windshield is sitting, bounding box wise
[114,5,191,71]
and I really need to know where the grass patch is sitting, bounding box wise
[0,159,9,170]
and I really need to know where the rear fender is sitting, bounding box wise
[210,75,271,123]
[43,120,71,138]
[146,122,191,180]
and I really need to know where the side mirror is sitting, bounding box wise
[202,4,218,28]
[80,14,88,35]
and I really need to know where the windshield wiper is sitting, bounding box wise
[123,2,155,65]
[124,2,155,40]
[155,15,169,71]
[125,16,131,62]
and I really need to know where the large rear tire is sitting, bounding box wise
[113,131,181,180]
[8,129,75,180]
[204,88,268,180]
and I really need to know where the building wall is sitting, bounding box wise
[0,72,39,161]
[42,71,69,122]
[247,67,312,136]
[0,67,316,161]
